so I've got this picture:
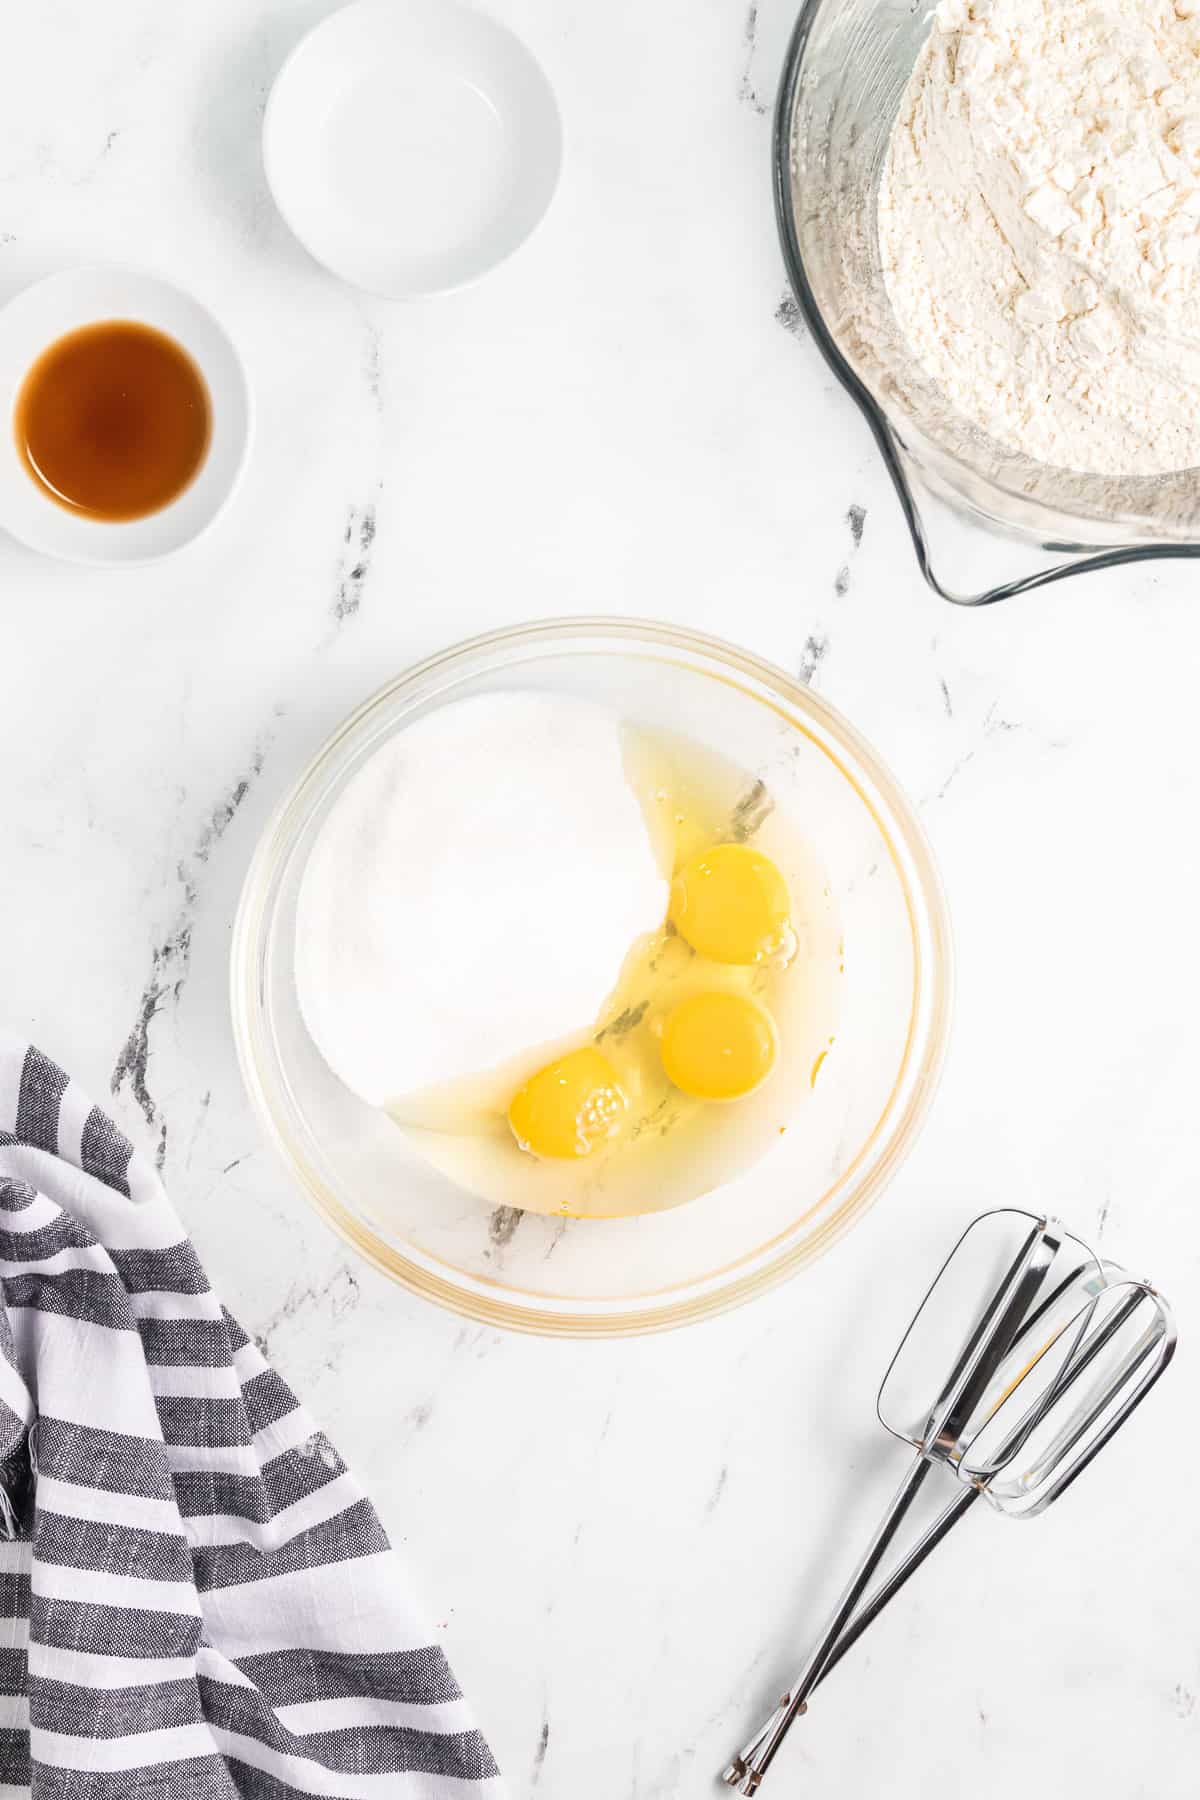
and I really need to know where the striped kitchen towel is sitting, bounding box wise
[0,1037,504,1798]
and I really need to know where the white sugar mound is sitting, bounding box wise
[294,692,668,1107]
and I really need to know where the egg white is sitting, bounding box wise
[387,727,843,1219]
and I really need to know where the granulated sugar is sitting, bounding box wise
[295,693,667,1106]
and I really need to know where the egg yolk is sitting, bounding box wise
[508,1048,628,1159]
[659,991,778,1101]
[669,844,791,965]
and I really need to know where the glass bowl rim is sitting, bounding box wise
[772,0,1200,605]
[230,615,955,1336]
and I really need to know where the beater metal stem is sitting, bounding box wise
[724,1215,1063,1793]
[721,1459,978,1793]
[721,1213,1174,1795]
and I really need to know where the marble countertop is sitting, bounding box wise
[3,0,1198,1793]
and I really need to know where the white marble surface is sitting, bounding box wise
[3,1,1199,1794]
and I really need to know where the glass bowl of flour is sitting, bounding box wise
[230,620,951,1336]
[776,0,1200,604]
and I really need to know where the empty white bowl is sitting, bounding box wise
[0,267,252,567]
[263,0,563,299]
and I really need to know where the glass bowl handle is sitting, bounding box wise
[887,431,1187,607]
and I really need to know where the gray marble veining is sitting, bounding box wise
[3,0,1199,1795]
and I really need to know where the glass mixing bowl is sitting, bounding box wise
[776,0,1200,605]
[230,620,952,1336]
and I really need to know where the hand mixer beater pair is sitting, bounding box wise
[722,1208,1176,1793]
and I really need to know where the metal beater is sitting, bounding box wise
[721,1208,1176,1794]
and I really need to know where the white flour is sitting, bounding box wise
[879,0,1200,476]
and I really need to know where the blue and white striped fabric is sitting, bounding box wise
[0,1038,503,1799]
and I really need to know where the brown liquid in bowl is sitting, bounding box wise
[14,320,212,522]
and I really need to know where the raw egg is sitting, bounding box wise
[669,844,792,965]
[387,720,843,1219]
[508,1048,628,1159]
[659,991,778,1101]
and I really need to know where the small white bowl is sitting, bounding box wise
[0,267,252,567]
[263,0,563,299]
